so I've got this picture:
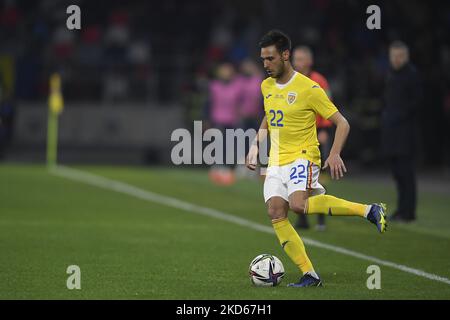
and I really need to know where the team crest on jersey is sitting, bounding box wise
[287,92,297,105]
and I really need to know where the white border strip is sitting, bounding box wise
[50,165,450,286]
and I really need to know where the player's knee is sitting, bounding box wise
[290,201,306,215]
[267,206,287,220]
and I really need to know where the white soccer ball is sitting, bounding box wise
[249,254,285,287]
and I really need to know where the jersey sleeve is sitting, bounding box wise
[260,80,268,98]
[313,72,329,91]
[308,85,338,120]
[261,80,269,111]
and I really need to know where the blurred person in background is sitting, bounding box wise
[204,62,241,185]
[382,41,422,223]
[292,45,332,231]
[238,59,264,131]
[102,8,130,102]
[235,59,264,179]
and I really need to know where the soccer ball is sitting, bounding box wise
[249,254,285,286]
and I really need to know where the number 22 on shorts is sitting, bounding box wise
[289,164,306,184]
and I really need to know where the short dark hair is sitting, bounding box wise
[390,40,409,53]
[293,45,313,57]
[259,29,292,53]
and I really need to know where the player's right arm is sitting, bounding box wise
[246,116,268,170]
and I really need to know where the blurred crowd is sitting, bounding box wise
[0,0,449,166]
[185,0,450,167]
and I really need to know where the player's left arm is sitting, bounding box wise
[323,112,350,180]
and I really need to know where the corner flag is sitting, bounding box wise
[46,73,64,168]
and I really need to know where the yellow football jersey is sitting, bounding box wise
[261,71,338,167]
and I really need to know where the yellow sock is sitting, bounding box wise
[307,194,369,217]
[272,218,314,274]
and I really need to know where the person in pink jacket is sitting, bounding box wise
[238,59,264,131]
[205,62,242,185]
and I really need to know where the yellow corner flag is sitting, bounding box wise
[47,73,64,168]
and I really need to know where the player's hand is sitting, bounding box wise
[323,153,347,180]
[246,144,259,171]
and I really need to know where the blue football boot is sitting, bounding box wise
[287,273,323,287]
[367,203,388,233]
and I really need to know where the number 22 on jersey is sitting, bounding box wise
[269,109,284,127]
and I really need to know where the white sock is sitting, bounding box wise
[364,205,372,218]
[305,270,320,280]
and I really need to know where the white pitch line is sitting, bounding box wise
[50,165,450,286]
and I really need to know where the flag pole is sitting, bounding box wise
[46,73,64,168]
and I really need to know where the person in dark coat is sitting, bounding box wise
[381,41,422,222]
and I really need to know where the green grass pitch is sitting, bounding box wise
[1,164,450,299]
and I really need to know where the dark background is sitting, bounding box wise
[0,0,449,169]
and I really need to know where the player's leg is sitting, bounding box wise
[283,190,322,287]
[306,194,370,218]
[268,196,315,273]
[288,161,387,233]
[307,195,387,233]
[264,170,317,281]
[281,159,324,287]
[306,194,387,233]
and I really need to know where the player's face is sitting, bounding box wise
[260,45,287,78]
[389,48,409,70]
[293,50,312,75]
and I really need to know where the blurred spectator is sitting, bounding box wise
[235,59,263,180]
[0,0,21,41]
[382,41,422,223]
[52,26,76,61]
[205,62,240,130]
[205,24,233,66]
[78,25,103,66]
[238,59,263,130]
[204,62,241,185]
[0,0,448,169]
[104,9,130,63]
[128,39,153,100]
[292,45,332,231]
